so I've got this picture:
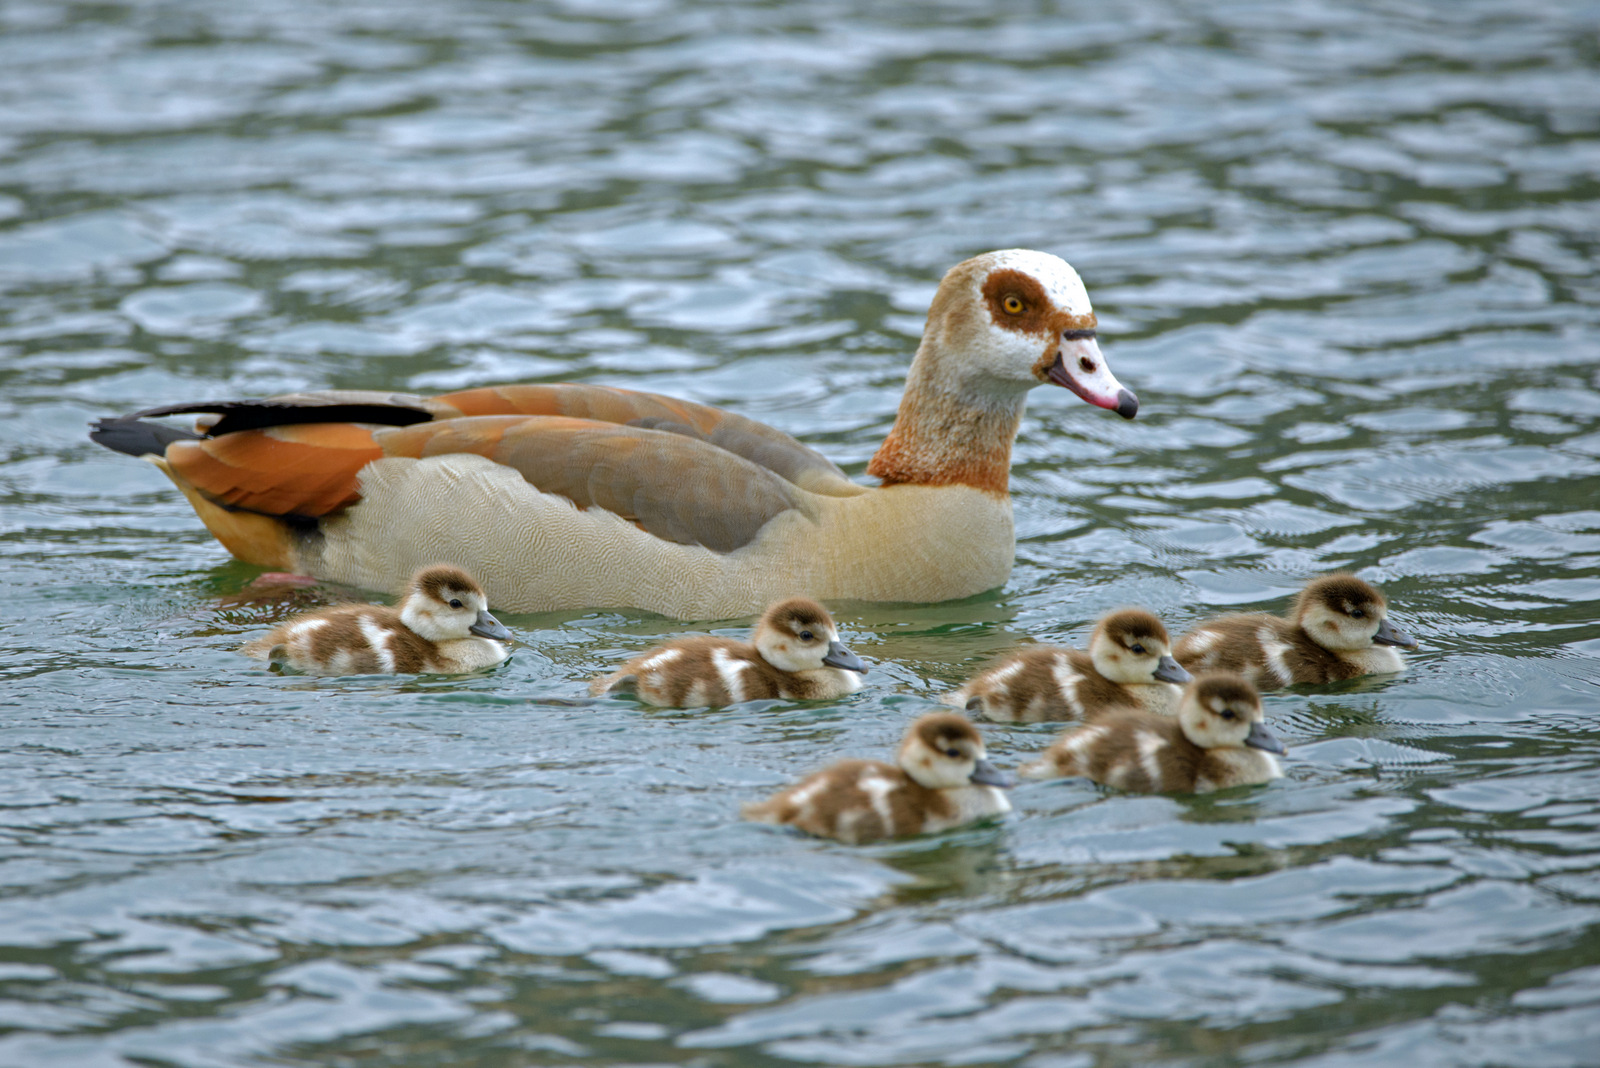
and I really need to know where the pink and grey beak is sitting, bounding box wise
[1045,329,1138,419]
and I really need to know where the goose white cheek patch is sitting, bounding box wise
[1046,337,1139,419]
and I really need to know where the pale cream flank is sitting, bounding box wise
[304,455,1014,616]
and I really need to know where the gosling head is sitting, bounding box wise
[897,712,1014,790]
[753,597,867,675]
[400,564,512,643]
[1177,672,1284,755]
[1293,574,1417,653]
[921,249,1137,418]
[1087,608,1192,686]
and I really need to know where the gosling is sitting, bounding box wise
[943,608,1191,722]
[1020,672,1285,793]
[742,712,1013,843]
[240,563,512,675]
[1175,573,1417,688]
[589,596,867,707]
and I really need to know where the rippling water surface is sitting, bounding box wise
[3,1,1599,1065]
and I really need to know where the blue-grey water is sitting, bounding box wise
[3,1,1599,1065]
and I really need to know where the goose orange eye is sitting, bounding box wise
[449,598,463,609]
[1002,295,1024,315]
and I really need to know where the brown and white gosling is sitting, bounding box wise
[942,607,1192,722]
[742,712,1013,843]
[589,596,867,707]
[1020,672,1286,793]
[240,563,512,675]
[1174,573,1418,689]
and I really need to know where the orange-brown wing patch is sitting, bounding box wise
[377,415,803,552]
[165,422,383,517]
[433,383,854,495]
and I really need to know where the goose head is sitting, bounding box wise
[920,249,1137,418]
[753,597,867,675]
[399,564,512,643]
[1087,608,1192,686]
[1293,574,1417,653]
[897,712,1014,790]
[1177,672,1284,754]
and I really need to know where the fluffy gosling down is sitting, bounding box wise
[944,608,1192,722]
[1021,672,1286,794]
[589,596,867,707]
[240,563,513,675]
[742,712,1014,843]
[1175,573,1418,689]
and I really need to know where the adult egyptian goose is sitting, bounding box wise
[943,608,1191,722]
[742,712,1013,843]
[1174,574,1418,688]
[589,596,867,706]
[1020,672,1285,793]
[240,563,513,675]
[89,250,1136,618]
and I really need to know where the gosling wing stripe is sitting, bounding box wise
[1060,723,1110,771]
[639,648,684,672]
[711,648,749,704]
[1259,625,1294,686]
[357,617,397,674]
[985,660,1026,691]
[1049,655,1085,716]
[1135,731,1167,788]
[858,775,897,835]
[288,618,329,639]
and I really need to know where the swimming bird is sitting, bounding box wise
[240,563,512,675]
[589,596,867,706]
[1020,672,1285,793]
[943,608,1191,722]
[1174,574,1417,688]
[742,712,1013,843]
[89,249,1137,618]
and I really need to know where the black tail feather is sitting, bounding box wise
[88,418,204,458]
[121,400,435,437]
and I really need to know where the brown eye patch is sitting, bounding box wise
[982,268,1097,336]
[983,270,1050,333]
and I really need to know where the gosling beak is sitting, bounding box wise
[470,610,513,641]
[969,757,1015,789]
[1372,617,1418,649]
[821,640,868,674]
[1044,332,1138,420]
[1153,655,1193,685]
[1244,721,1287,755]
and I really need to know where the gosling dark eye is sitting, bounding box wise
[1350,609,1365,619]
[798,630,814,642]
[448,598,464,609]
[944,747,961,758]
[1129,643,1146,655]
[1220,710,1237,721]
